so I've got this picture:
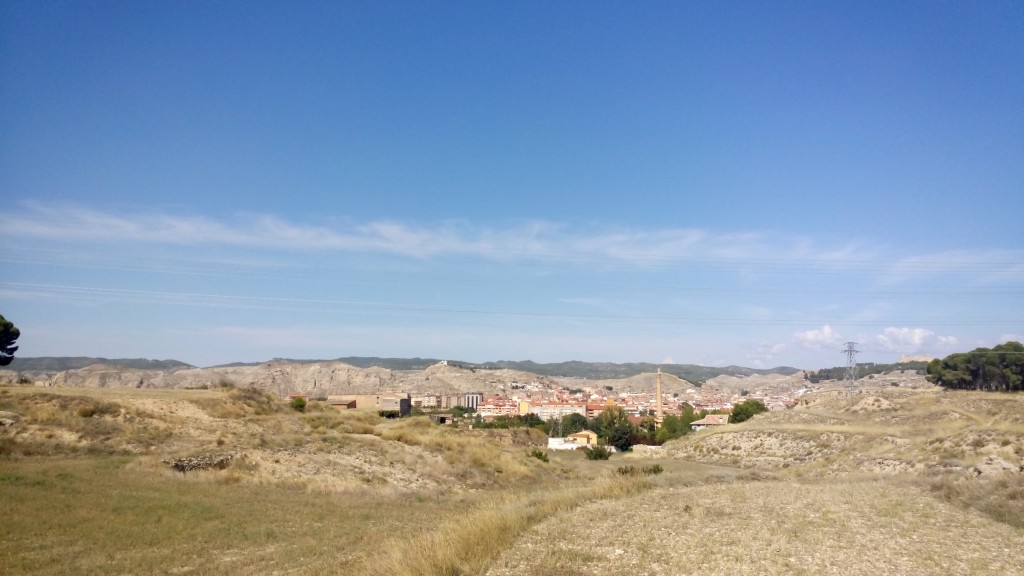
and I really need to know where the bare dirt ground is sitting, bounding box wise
[0,385,546,493]
[486,387,1024,576]
[664,387,1024,478]
[3,383,1023,576]
[487,477,1024,576]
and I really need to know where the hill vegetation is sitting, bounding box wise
[489,386,1024,575]
[6,356,804,389]
[477,360,801,381]
[926,341,1024,392]
[804,360,929,383]
[215,357,802,380]
[2,376,1022,575]
[215,356,450,370]
[0,384,671,575]
[7,357,194,372]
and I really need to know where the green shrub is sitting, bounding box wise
[528,448,549,462]
[730,399,768,423]
[616,464,663,476]
[290,396,307,412]
[583,445,611,460]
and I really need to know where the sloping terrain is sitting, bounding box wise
[0,385,552,492]
[2,356,819,397]
[664,387,1024,479]
[486,387,1024,576]
[1,359,563,397]
[3,383,1022,576]
[0,384,590,575]
[487,477,1024,576]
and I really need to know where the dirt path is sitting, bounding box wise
[487,478,1024,576]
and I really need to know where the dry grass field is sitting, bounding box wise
[2,384,1022,575]
[487,477,1024,576]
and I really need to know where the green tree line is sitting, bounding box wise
[484,400,767,451]
[926,342,1024,392]
[804,361,929,383]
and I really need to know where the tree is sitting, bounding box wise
[730,399,768,423]
[583,445,612,460]
[0,314,19,366]
[561,413,588,436]
[927,342,1024,392]
[593,405,635,452]
[655,407,698,443]
[518,413,544,428]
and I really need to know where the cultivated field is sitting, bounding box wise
[1,384,1022,575]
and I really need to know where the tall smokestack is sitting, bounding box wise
[656,368,664,422]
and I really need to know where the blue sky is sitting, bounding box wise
[1,1,1021,369]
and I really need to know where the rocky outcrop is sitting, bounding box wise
[162,453,237,474]
[970,455,1022,478]
[47,365,180,389]
[42,361,403,396]
[38,360,561,397]
[0,410,21,427]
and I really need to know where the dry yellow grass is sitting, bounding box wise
[666,388,1024,478]
[363,476,651,576]
[1,385,602,575]
[3,384,1023,576]
[0,455,476,575]
[487,477,1024,576]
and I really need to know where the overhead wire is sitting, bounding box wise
[2,282,1019,327]
[1,247,1021,299]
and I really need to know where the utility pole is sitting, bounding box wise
[843,341,859,388]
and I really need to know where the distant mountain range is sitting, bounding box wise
[4,356,801,381]
[6,357,194,372]
[474,360,802,383]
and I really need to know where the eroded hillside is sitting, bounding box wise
[663,387,1024,479]
[2,383,1022,576]
[0,385,554,493]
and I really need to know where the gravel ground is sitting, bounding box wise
[487,479,1024,576]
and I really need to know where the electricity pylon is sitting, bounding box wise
[843,341,859,387]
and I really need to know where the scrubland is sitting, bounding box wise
[1,384,1022,575]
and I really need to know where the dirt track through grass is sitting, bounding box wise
[487,478,1024,576]
[4,385,1023,576]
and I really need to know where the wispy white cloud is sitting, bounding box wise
[4,203,1022,289]
[747,341,788,368]
[0,203,873,267]
[793,325,844,350]
[793,324,962,360]
[867,327,958,354]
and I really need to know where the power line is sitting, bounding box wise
[2,281,1020,326]
[3,243,1022,276]
[1,254,1021,299]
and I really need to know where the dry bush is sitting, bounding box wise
[191,387,287,419]
[0,392,177,456]
[925,470,1024,528]
[373,417,538,486]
